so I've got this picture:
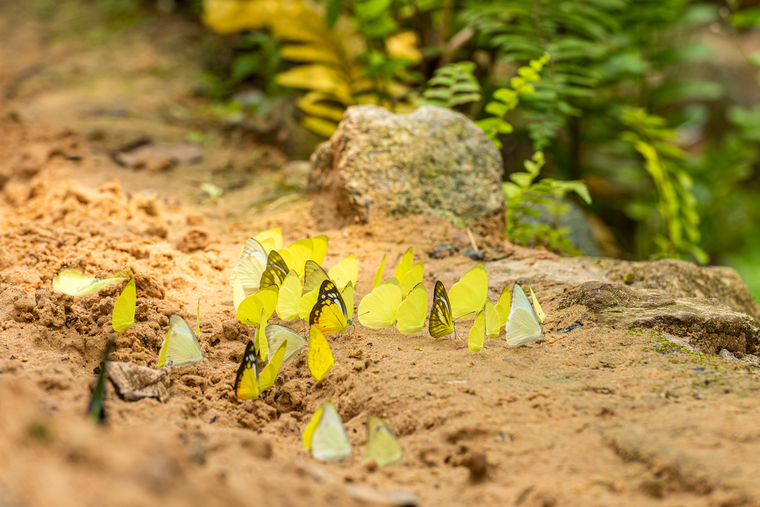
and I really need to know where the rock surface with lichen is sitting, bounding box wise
[309,105,505,228]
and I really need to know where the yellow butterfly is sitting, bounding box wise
[530,287,546,323]
[448,263,488,319]
[328,254,358,290]
[393,247,414,281]
[307,325,334,381]
[400,262,424,299]
[396,282,427,334]
[309,280,349,334]
[253,227,282,252]
[265,325,306,364]
[358,278,402,329]
[234,340,287,399]
[494,285,511,333]
[485,298,500,339]
[310,235,328,265]
[468,310,486,353]
[468,298,501,352]
[112,279,136,332]
[372,254,386,290]
[298,288,320,321]
[303,259,330,295]
[157,314,205,368]
[230,239,268,296]
[278,238,313,278]
[53,268,130,296]
[277,270,302,321]
[260,250,289,288]
[256,315,269,361]
[428,281,454,338]
[303,400,352,462]
[505,284,542,346]
[364,417,403,466]
[234,277,279,327]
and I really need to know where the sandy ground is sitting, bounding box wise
[2,5,760,507]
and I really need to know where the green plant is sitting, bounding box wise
[504,151,591,253]
[417,62,481,111]
[477,53,549,148]
[620,107,707,264]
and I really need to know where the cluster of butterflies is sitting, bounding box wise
[53,226,547,463]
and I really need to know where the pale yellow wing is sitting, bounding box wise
[358,278,402,329]
[364,417,403,466]
[494,285,511,333]
[341,281,355,324]
[308,325,334,381]
[328,254,358,290]
[373,254,386,290]
[236,285,279,326]
[484,298,500,339]
[400,261,424,298]
[304,400,352,462]
[448,263,488,319]
[468,310,485,353]
[53,269,128,296]
[530,286,546,323]
[254,227,283,251]
[277,270,302,321]
[298,288,319,321]
[303,260,330,295]
[311,235,328,265]
[393,247,413,281]
[259,341,287,392]
[266,325,306,363]
[157,315,205,368]
[396,282,427,334]
[112,279,136,332]
[280,238,313,277]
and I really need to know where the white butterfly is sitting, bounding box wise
[505,284,542,346]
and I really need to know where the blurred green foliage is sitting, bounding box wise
[85,0,760,300]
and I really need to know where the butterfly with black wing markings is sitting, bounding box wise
[309,280,349,335]
[428,280,454,338]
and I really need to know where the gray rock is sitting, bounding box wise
[309,105,505,228]
[559,281,760,355]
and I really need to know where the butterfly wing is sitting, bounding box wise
[310,401,353,461]
[234,340,260,400]
[400,262,424,298]
[298,288,320,321]
[358,278,402,329]
[280,238,313,277]
[311,235,328,265]
[530,287,546,323]
[448,263,488,319]
[494,286,511,333]
[468,310,485,353]
[364,417,403,466]
[372,254,386,290]
[259,341,287,392]
[303,260,330,295]
[484,298,500,339]
[393,247,414,281]
[428,281,454,338]
[231,239,268,295]
[341,281,354,324]
[328,254,358,290]
[266,325,306,363]
[53,269,127,296]
[112,279,136,332]
[396,282,427,334]
[256,316,269,361]
[260,250,289,288]
[310,280,348,334]
[277,270,302,321]
[157,315,204,368]
[505,284,542,346]
[253,227,282,251]
[236,286,279,327]
[307,325,334,381]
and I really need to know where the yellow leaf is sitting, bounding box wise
[280,44,343,65]
[297,92,347,122]
[302,116,339,138]
[387,32,422,62]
